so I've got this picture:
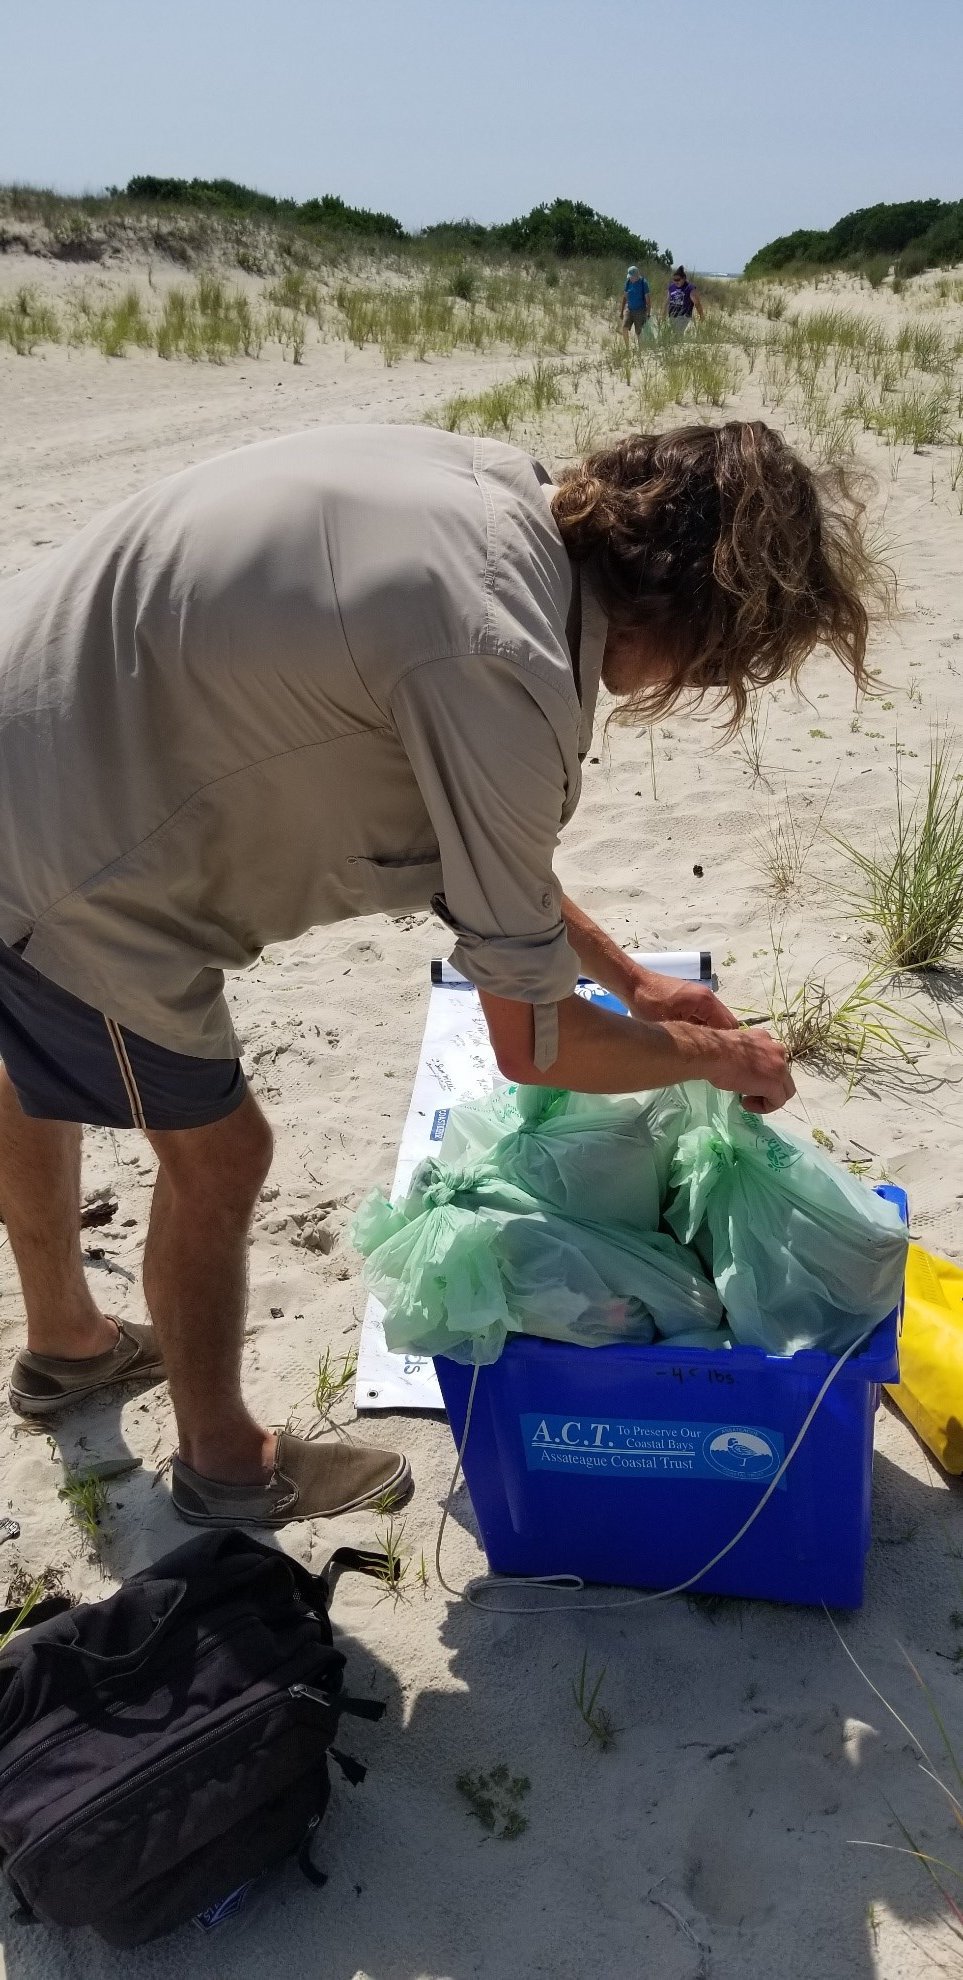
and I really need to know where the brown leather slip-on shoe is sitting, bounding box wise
[8,1321,165,1419]
[170,1430,412,1527]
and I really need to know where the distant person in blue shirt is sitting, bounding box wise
[663,266,704,334]
[620,264,651,343]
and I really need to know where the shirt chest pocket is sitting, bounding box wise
[348,852,446,916]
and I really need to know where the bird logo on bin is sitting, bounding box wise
[703,1429,781,1479]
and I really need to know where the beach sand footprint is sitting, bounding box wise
[684,1710,896,1938]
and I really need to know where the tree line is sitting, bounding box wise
[746,198,963,280]
[122,179,670,262]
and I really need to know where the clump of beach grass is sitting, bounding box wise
[756,787,831,895]
[266,268,322,316]
[82,285,153,359]
[428,361,572,440]
[833,737,963,971]
[153,278,266,362]
[764,956,936,1092]
[526,355,565,412]
[0,284,61,354]
[57,1465,108,1540]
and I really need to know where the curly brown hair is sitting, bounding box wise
[551,422,889,731]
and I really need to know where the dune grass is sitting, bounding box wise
[833,737,963,971]
[0,247,957,745]
[756,788,831,895]
[763,953,937,1092]
[72,284,153,358]
[0,284,60,353]
[429,360,573,438]
[3,243,961,514]
[736,693,770,784]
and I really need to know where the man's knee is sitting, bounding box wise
[151,1098,274,1211]
[221,1102,274,1197]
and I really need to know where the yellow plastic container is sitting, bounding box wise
[885,1244,963,1473]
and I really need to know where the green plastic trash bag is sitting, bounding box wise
[355,1191,516,1364]
[353,1122,722,1364]
[665,1085,909,1355]
[439,1083,691,1230]
[652,1325,736,1351]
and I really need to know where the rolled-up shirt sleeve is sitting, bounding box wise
[389,652,580,1056]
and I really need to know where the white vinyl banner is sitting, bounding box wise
[355,951,712,1412]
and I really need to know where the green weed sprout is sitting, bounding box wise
[572,1652,619,1752]
[314,1346,357,1419]
[58,1467,108,1540]
[0,1581,44,1652]
[372,1515,410,1601]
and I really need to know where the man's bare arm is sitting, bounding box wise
[479,987,795,1114]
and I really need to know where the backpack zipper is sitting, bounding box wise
[9,1683,335,1881]
[289,1684,333,1708]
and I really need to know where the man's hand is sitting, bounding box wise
[551,898,795,1110]
[627,968,739,1033]
[698,1023,796,1115]
[627,969,795,1112]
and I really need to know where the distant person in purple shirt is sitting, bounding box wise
[663,266,704,334]
[620,264,651,343]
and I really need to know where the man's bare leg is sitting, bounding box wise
[143,1093,276,1485]
[0,1066,117,1358]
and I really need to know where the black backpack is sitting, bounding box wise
[0,1529,389,1946]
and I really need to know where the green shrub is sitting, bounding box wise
[448,264,477,302]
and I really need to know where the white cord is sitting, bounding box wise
[434,1324,876,1614]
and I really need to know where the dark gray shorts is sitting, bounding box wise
[0,940,247,1131]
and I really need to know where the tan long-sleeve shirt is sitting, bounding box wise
[0,424,605,1059]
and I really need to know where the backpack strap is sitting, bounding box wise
[336,1695,386,1722]
[297,1815,328,1888]
[321,1544,404,1592]
[329,1748,367,1785]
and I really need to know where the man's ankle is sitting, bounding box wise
[25,1313,120,1361]
[177,1426,277,1487]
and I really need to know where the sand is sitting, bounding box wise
[3,253,963,1980]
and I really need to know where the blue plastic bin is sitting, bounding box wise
[434,1184,906,1609]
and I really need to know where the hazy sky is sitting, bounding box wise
[5,0,960,271]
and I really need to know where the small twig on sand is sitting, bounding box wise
[646,1882,711,1977]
